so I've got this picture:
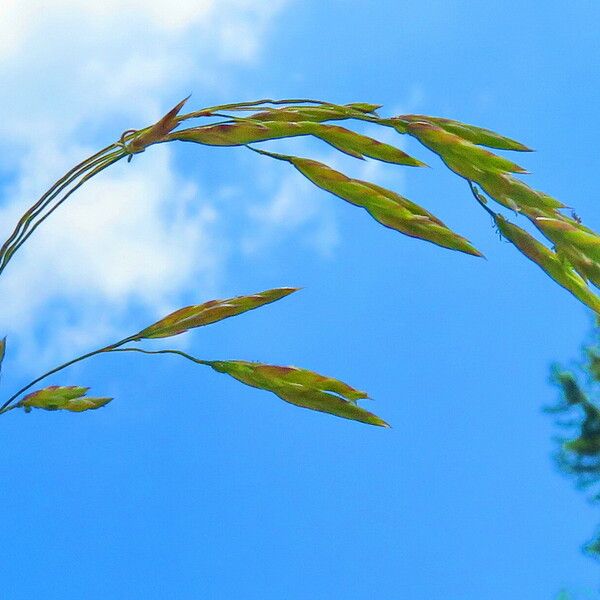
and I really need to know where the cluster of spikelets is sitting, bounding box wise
[0,287,388,426]
[1,97,599,426]
[128,96,600,312]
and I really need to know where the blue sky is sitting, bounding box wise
[1,1,599,598]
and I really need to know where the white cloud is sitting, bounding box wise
[0,1,284,62]
[0,0,288,147]
[0,0,288,368]
[0,145,222,369]
[242,171,341,259]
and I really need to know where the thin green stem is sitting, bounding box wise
[20,150,121,231]
[0,345,211,414]
[0,142,118,265]
[0,150,126,275]
[244,145,288,161]
[468,180,498,220]
[9,151,124,257]
[176,98,388,130]
[178,98,331,121]
[109,347,210,366]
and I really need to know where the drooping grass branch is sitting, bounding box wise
[1,96,599,427]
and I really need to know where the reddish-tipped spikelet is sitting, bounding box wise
[207,360,388,427]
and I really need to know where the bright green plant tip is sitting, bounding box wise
[19,386,112,413]
[530,216,600,288]
[405,120,529,175]
[495,215,600,314]
[398,114,532,152]
[134,287,299,340]
[536,217,600,263]
[206,360,389,427]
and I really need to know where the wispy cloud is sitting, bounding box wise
[0,0,289,368]
[0,0,288,143]
[0,145,222,368]
[242,171,341,259]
